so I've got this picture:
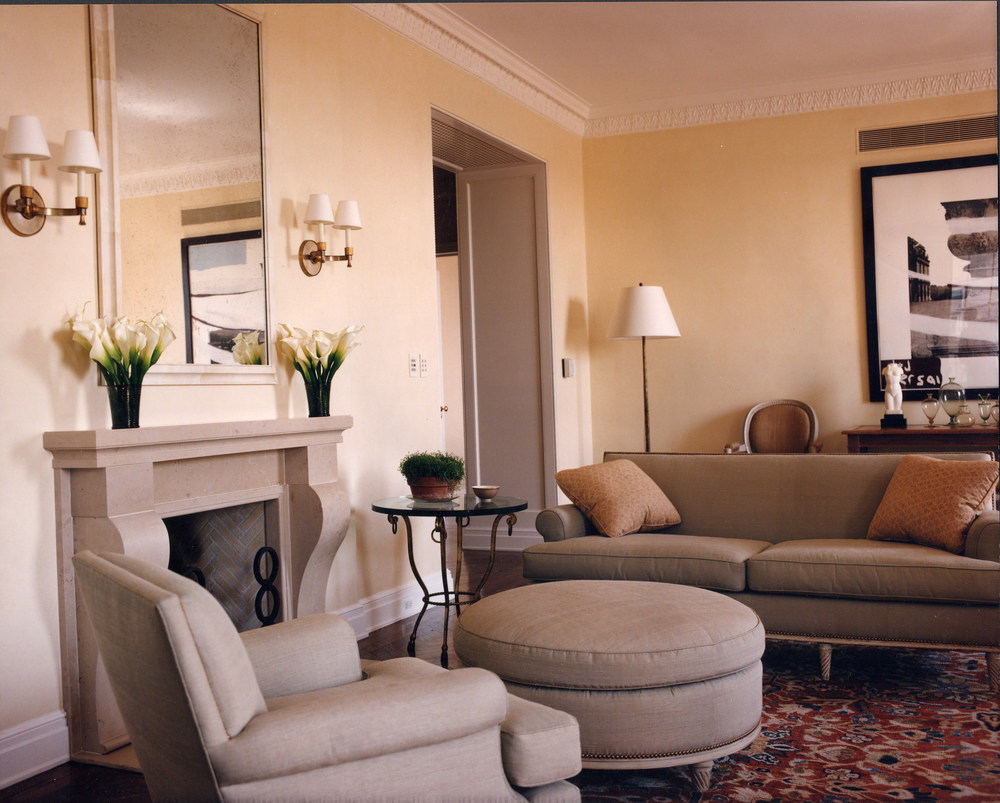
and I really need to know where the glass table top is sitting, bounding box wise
[372,494,527,517]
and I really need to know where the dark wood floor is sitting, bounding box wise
[0,551,529,802]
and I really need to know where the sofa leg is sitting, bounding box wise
[690,760,713,792]
[818,643,832,681]
[987,653,999,692]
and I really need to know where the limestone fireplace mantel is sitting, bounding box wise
[44,416,353,762]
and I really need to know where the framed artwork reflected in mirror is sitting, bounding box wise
[181,230,265,365]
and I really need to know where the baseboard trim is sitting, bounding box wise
[0,711,69,790]
[461,519,541,552]
[335,571,446,639]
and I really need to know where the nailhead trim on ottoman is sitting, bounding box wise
[454,580,765,790]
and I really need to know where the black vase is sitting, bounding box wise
[107,383,142,429]
[304,378,332,417]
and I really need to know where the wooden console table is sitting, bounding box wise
[843,425,999,460]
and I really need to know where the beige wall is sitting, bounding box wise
[584,92,997,458]
[0,3,590,745]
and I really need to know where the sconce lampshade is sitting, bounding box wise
[608,284,681,340]
[59,130,102,174]
[3,115,51,161]
[334,200,362,231]
[305,193,336,225]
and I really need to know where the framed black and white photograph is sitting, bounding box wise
[181,230,266,364]
[861,154,998,402]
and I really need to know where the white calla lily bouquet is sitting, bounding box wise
[232,330,265,365]
[67,306,176,428]
[68,307,176,386]
[276,323,362,416]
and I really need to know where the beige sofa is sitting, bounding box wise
[524,452,999,688]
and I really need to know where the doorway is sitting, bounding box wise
[431,111,557,546]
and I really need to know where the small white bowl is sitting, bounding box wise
[472,485,500,502]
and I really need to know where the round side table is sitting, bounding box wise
[371,494,527,667]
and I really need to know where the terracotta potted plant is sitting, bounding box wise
[399,451,465,501]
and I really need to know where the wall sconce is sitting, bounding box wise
[298,194,362,276]
[2,115,102,237]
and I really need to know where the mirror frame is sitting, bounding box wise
[90,4,275,385]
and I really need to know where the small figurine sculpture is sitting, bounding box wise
[880,362,907,428]
[882,362,904,414]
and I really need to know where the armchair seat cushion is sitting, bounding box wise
[747,539,1000,603]
[523,533,772,591]
[212,660,508,784]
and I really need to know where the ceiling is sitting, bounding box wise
[409,1,998,133]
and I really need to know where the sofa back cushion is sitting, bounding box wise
[603,452,993,543]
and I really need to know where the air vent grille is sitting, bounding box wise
[858,115,997,152]
[432,118,529,170]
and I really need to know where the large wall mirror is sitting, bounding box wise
[91,4,273,384]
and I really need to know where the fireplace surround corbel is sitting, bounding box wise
[43,416,353,763]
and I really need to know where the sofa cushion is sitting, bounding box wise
[522,533,772,591]
[555,460,681,538]
[867,455,999,553]
[746,539,999,604]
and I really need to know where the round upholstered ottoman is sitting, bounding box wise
[453,580,764,791]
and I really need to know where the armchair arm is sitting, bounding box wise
[535,504,595,542]
[210,665,508,785]
[240,613,362,697]
[965,510,999,562]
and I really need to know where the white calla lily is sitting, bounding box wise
[67,306,175,386]
[233,331,264,365]
[275,322,363,415]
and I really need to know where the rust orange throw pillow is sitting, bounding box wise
[867,455,998,554]
[555,459,681,538]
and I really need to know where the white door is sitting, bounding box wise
[456,163,557,515]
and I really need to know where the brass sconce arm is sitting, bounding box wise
[1,185,92,236]
[3,184,90,231]
[298,240,355,276]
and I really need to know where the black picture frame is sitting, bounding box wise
[861,153,998,402]
[181,229,265,364]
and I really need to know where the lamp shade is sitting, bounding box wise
[333,200,362,230]
[608,284,680,340]
[305,193,336,225]
[59,130,102,173]
[3,115,50,160]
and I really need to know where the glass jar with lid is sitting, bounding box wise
[938,378,965,425]
[955,404,975,428]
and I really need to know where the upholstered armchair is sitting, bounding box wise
[72,550,581,802]
[724,399,823,454]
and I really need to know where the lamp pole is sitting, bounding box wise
[641,335,651,452]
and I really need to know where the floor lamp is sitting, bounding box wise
[607,283,681,452]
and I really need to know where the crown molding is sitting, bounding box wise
[586,68,999,138]
[121,155,260,199]
[353,3,998,140]
[355,3,588,136]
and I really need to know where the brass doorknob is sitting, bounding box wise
[440,405,449,413]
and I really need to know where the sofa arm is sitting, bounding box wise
[535,504,595,542]
[965,510,999,562]
[240,613,362,698]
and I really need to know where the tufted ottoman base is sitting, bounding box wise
[454,580,765,791]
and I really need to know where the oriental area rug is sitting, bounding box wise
[573,642,999,802]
